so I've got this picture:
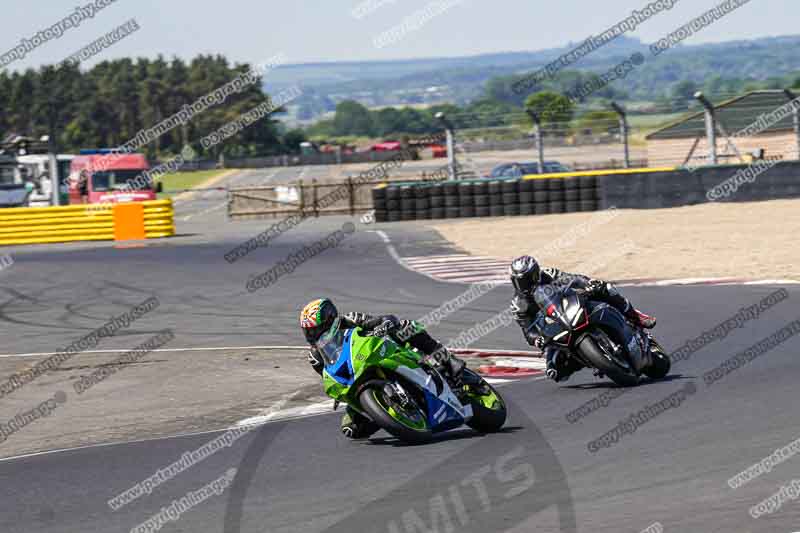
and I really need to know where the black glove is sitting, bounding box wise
[371,319,398,338]
[533,336,545,350]
[586,279,608,297]
[343,312,370,326]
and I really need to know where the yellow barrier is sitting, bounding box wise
[0,199,175,246]
[523,166,676,180]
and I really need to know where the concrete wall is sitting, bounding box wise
[600,161,800,209]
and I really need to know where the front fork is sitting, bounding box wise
[582,302,652,374]
[383,381,415,411]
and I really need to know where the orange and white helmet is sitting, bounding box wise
[300,298,338,343]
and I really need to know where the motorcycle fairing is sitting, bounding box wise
[326,329,356,386]
[394,365,473,431]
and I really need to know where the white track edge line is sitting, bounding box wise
[0,375,536,463]
[0,345,308,359]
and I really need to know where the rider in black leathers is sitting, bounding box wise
[300,298,465,439]
[509,255,657,382]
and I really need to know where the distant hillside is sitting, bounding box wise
[266,36,644,89]
[270,34,800,121]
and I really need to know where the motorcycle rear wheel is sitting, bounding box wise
[577,331,640,387]
[359,379,433,444]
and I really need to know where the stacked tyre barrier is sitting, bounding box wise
[372,176,599,222]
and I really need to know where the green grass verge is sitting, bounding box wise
[628,112,686,131]
[157,170,227,199]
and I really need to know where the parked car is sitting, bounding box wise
[486,161,571,179]
[370,141,402,152]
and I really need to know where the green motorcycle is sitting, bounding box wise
[316,318,507,444]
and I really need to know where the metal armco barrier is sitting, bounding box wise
[0,199,175,246]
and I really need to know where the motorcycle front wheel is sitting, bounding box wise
[577,330,640,387]
[359,379,433,444]
[643,337,671,379]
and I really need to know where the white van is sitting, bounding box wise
[15,154,73,206]
[0,154,31,208]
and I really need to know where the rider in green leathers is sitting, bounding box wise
[300,298,465,439]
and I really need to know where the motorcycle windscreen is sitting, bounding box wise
[317,319,358,386]
[533,286,566,323]
[315,317,346,366]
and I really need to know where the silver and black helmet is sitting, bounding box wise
[509,255,541,295]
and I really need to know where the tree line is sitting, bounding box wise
[0,55,307,159]
[4,52,799,155]
[305,98,522,139]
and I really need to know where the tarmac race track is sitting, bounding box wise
[1,215,799,533]
[171,167,313,223]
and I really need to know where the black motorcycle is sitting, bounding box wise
[530,280,670,386]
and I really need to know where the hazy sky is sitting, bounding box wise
[1,0,796,71]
